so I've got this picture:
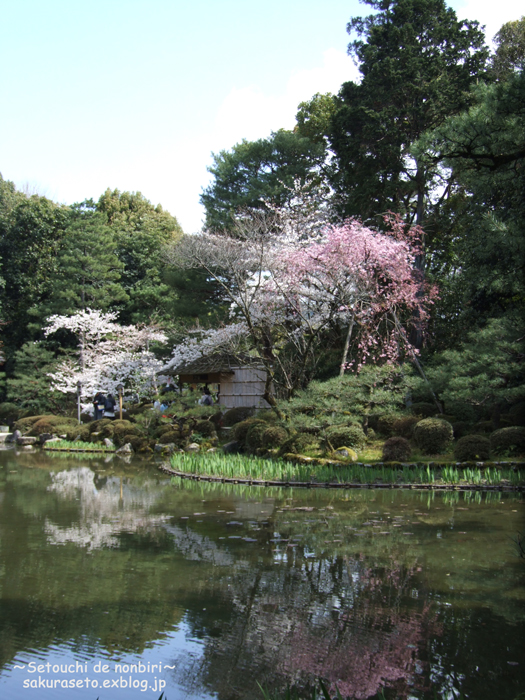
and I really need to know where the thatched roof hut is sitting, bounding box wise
[168,353,271,409]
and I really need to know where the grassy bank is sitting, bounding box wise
[168,452,524,488]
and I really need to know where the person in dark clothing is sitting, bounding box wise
[199,386,214,406]
[104,394,117,419]
[93,392,106,420]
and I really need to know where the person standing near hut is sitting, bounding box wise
[104,393,117,419]
[93,392,106,420]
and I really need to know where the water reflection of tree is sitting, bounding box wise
[187,549,438,700]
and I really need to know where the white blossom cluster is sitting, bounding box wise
[44,309,167,401]
[163,323,248,373]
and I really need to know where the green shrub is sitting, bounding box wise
[0,402,21,424]
[222,406,255,426]
[410,402,437,418]
[159,430,181,444]
[391,416,420,438]
[454,434,491,462]
[66,426,91,442]
[261,426,288,449]
[475,421,494,434]
[30,415,78,435]
[490,426,525,456]
[14,415,47,433]
[414,418,454,454]
[376,415,399,437]
[194,420,217,437]
[245,422,270,451]
[382,437,412,461]
[88,418,113,433]
[278,432,319,456]
[325,424,366,450]
[154,424,176,438]
[232,418,265,443]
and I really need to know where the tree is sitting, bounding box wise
[46,211,128,315]
[200,129,327,232]
[417,70,525,336]
[44,309,168,403]
[6,342,65,415]
[490,17,525,80]
[165,212,434,406]
[330,0,488,232]
[96,189,184,323]
[0,177,69,356]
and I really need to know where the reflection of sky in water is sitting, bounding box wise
[1,620,217,700]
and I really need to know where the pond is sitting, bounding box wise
[0,449,523,700]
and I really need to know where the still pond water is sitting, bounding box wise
[0,449,523,700]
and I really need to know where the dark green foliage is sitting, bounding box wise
[159,430,181,445]
[376,415,399,437]
[325,424,366,450]
[45,211,128,315]
[509,402,525,426]
[28,415,78,435]
[6,342,66,415]
[261,426,289,449]
[452,421,470,439]
[279,432,319,456]
[283,366,410,433]
[201,129,326,232]
[392,416,421,438]
[96,189,183,324]
[410,402,437,418]
[0,177,70,353]
[330,0,488,224]
[414,417,454,454]
[88,418,114,434]
[66,425,90,442]
[245,422,270,452]
[194,420,217,437]
[0,402,21,424]
[232,418,264,443]
[222,406,255,427]
[13,415,45,433]
[454,434,491,462]
[412,318,525,421]
[382,437,412,462]
[490,426,525,456]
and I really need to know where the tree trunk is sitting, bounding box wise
[339,315,355,377]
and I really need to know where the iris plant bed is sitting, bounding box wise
[43,439,116,453]
[168,452,524,488]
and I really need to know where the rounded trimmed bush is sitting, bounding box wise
[0,402,21,424]
[391,416,420,438]
[454,434,491,462]
[261,426,288,449]
[376,415,399,437]
[30,415,78,435]
[154,424,176,438]
[66,426,91,442]
[410,402,437,418]
[222,406,255,427]
[278,432,319,456]
[194,420,217,437]
[490,426,525,456]
[245,422,270,451]
[382,436,412,462]
[88,418,113,433]
[414,418,454,455]
[452,421,470,439]
[325,424,366,450]
[232,418,265,444]
[159,430,181,444]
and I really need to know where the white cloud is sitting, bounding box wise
[452,0,523,43]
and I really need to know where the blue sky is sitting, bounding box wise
[0,0,520,232]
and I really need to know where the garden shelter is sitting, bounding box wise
[167,353,271,409]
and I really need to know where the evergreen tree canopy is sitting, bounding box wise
[200,129,327,233]
[330,0,489,226]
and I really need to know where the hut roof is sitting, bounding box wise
[166,352,263,376]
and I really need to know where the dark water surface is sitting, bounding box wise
[0,449,523,700]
